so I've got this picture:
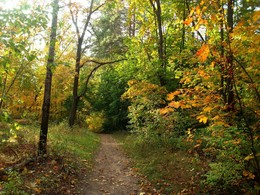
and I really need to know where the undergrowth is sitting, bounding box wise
[113,132,208,194]
[0,122,99,194]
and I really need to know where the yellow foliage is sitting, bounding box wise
[196,115,208,124]
[203,106,212,113]
[159,107,173,115]
[86,112,105,133]
[168,101,180,109]
[244,154,255,161]
[167,91,181,101]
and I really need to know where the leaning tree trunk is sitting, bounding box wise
[38,0,59,156]
[68,0,95,127]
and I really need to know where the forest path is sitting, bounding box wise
[78,134,141,195]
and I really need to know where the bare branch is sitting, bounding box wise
[69,5,80,39]
[79,58,127,97]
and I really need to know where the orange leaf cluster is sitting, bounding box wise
[196,44,210,62]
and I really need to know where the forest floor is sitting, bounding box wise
[1,126,206,194]
[78,134,142,195]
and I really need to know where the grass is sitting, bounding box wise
[0,121,100,194]
[49,122,100,161]
[113,131,208,194]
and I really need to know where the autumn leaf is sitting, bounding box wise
[168,101,180,109]
[243,170,255,180]
[196,44,210,62]
[196,115,208,124]
[184,17,193,25]
[203,106,212,113]
[167,91,181,101]
[244,154,254,161]
[160,107,173,114]
[252,10,260,22]
[196,6,201,15]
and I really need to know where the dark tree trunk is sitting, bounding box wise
[38,0,59,156]
[181,0,186,52]
[226,0,235,111]
[68,43,81,127]
[218,0,235,111]
[68,0,97,127]
[149,0,167,86]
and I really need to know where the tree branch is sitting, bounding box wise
[185,0,205,43]
[79,58,127,98]
[233,57,260,103]
[69,4,80,39]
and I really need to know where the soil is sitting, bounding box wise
[78,134,141,195]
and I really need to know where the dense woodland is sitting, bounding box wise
[0,0,260,194]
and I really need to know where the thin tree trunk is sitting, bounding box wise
[149,0,166,86]
[219,1,226,103]
[181,0,186,53]
[69,39,82,127]
[226,0,235,111]
[38,0,59,156]
[69,0,100,127]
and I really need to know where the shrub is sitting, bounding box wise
[200,125,260,193]
[85,112,105,133]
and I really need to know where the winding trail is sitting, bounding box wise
[79,134,141,195]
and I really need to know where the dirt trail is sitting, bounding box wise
[79,134,141,195]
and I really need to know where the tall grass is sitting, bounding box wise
[48,122,100,160]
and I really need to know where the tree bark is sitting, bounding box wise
[226,0,235,111]
[69,0,104,127]
[149,0,166,86]
[38,0,59,156]
[69,37,82,127]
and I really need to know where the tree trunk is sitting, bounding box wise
[149,0,167,86]
[181,0,186,52]
[69,39,82,127]
[38,0,59,156]
[226,0,235,111]
[68,0,96,127]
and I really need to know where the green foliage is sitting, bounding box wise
[193,125,260,193]
[88,66,128,131]
[1,170,28,195]
[122,80,168,138]
[0,111,20,144]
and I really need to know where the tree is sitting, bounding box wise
[90,0,128,58]
[38,0,59,156]
[68,0,104,127]
[0,2,47,111]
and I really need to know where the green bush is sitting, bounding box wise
[85,112,105,133]
[200,125,259,193]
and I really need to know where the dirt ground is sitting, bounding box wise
[78,134,141,195]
